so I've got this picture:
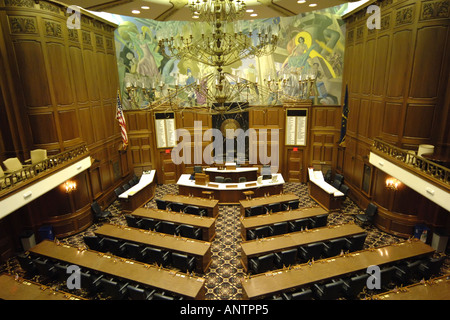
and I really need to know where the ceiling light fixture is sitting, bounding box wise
[141,6,150,10]
[309,3,317,7]
[132,10,140,14]
[297,0,306,3]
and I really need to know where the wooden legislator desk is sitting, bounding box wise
[241,239,435,299]
[239,193,299,216]
[94,224,212,274]
[162,194,219,218]
[204,166,258,183]
[29,240,206,300]
[0,274,85,300]
[308,168,344,211]
[240,206,327,240]
[119,170,156,214]
[132,207,216,242]
[371,274,450,300]
[240,223,366,271]
[177,173,285,205]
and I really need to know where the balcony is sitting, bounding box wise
[0,144,91,220]
[370,138,450,212]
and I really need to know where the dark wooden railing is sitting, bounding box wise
[372,138,450,187]
[0,144,89,193]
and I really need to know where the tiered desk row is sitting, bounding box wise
[9,193,220,300]
[237,192,443,300]
[240,239,439,300]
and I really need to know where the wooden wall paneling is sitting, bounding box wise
[372,34,390,97]
[409,25,448,99]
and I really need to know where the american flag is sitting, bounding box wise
[116,91,128,150]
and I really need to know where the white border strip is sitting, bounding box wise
[369,152,450,211]
[0,156,92,220]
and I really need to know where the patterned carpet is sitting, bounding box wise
[1,182,448,300]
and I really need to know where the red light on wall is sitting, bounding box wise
[293,147,298,152]
[165,149,171,154]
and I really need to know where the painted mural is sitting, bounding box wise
[114,4,347,109]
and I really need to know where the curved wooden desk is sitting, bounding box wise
[177,173,285,204]
[204,167,258,183]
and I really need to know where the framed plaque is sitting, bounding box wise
[155,112,176,148]
[285,109,308,146]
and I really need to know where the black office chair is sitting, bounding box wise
[245,205,268,217]
[393,260,422,285]
[80,271,103,294]
[128,179,137,187]
[170,202,185,213]
[17,253,37,275]
[342,273,369,299]
[100,277,129,300]
[146,247,170,267]
[122,242,147,261]
[339,184,350,196]
[124,214,142,229]
[224,177,232,183]
[344,233,367,252]
[179,224,202,240]
[215,176,225,183]
[140,218,161,231]
[91,201,111,221]
[83,235,104,251]
[114,187,124,197]
[53,262,68,282]
[160,221,180,235]
[417,256,445,279]
[132,175,139,185]
[313,279,345,300]
[155,199,167,210]
[239,177,247,183]
[184,205,201,216]
[33,257,57,280]
[269,222,288,236]
[127,284,156,300]
[298,242,324,262]
[324,170,332,183]
[282,288,313,300]
[153,292,175,300]
[323,238,347,258]
[193,166,203,174]
[266,202,281,213]
[288,218,310,232]
[249,253,275,274]
[355,203,378,225]
[331,179,341,189]
[122,183,130,191]
[274,248,298,268]
[283,200,300,211]
[171,252,196,273]
[309,213,328,228]
[262,174,272,180]
[378,266,396,290]
[247,226,271,240]
[102,237,126,256]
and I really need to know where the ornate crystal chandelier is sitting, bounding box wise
[155,0,280,112]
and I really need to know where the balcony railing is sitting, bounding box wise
[372,138,450,187]
[0,144,89,193]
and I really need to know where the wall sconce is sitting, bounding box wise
[64,180,77,193]
[386,178,401,190]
